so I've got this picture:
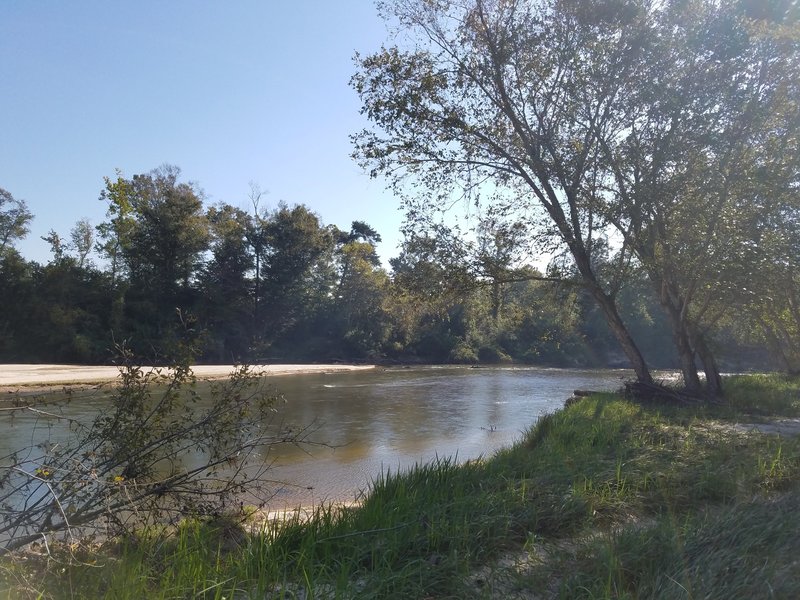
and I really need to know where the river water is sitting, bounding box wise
[2,366,634,511]
[227,366,631,508]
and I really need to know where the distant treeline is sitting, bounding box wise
[0,167,778,370]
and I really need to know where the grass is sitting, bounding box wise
[722,373,800,418]
[2,374,800,598]
[560,493,800,599]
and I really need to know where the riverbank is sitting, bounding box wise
[2,373,799,598]
[0,363,377,392]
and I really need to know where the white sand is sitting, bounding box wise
[0,363,376,387]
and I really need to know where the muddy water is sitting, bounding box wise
[247,366,630,508]
[1,366,633,511]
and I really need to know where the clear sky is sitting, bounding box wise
[0,1,403,265]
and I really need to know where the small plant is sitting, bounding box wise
[0,345,300,555]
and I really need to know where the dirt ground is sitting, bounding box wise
[733,419,800,436]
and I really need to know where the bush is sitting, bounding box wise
[0,347,300,555]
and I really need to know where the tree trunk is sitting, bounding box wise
[588,284,654,385]
[568,236,654,385]
[254,251,260,329]
[647,273,702,393]
[664,303,702,393]
[491,279,501,323]
[694,334,723,397]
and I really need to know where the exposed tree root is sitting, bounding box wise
[622,380,714,405]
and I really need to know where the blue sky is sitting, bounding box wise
[1,1,403,265]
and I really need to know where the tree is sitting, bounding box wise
[352,0,656,384]
[70,218,94,268]
[41,229,66,263]
[258,204,335,353]
[386,228,480,362]
[97,171,135,287]
[0,252,36,360]
[244,182,269,331]
[475,217,528,323]
[123,165,209,294]
[493,265,596,366]
[334,221,383,296]
[200,203,255,361]
[342,221,382,255]
[26,260,112,362]
[594,0,800,394]
[0,354,306,554]
[354,0,800,395]
[0,187,33,256]
[97,166,210,356]
[328,224,391,358]
[727,187,800,374]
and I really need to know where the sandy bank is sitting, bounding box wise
[0,363,376,390]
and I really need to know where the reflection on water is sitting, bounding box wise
[1,366,634,510]
[224,366,633,508]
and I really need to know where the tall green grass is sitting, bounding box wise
[560,493,800,599]
[723,373,800,417]
[3,373,799,599]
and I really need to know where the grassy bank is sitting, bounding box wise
[3,374,800,599]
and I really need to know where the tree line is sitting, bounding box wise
[0,163,784,375]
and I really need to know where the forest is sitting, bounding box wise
[0,161,791,377]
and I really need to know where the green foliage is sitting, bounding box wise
[0,187,33,256]
[586,0,800,392]
[329,240,391,358]
[352,0,800,390]
[200,203,254,361]
[1,151,792,370]
[0,251,37,359]
[95,166,211,357]
[0,253,113,363]
[254,204,337,356]
[353,0,677,384]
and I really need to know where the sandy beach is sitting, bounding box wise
[0,363,376,391]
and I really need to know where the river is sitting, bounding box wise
[1,366,635,512]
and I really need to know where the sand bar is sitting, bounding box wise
[0,363,376,389]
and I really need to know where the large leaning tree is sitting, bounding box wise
[353,0,800,394]
[353,0,664,385]
[595,0,800,395]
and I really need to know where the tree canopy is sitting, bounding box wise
[352,0,800,395]
[0,187,33,256]
[3,0,798,386]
